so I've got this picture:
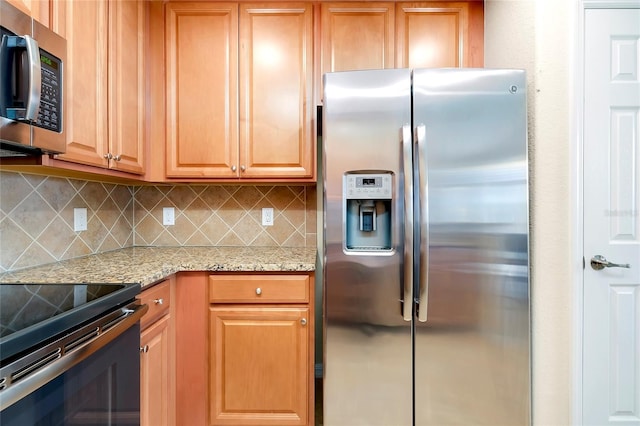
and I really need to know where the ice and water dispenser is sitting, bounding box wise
[344,172,393,251]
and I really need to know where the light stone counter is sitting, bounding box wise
[0,246,317,287]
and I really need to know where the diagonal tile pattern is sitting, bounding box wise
[0,172,134,272]
[0,171,317,273]
[133,184,310,248]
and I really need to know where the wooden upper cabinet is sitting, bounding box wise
[7,0,51,27]
[320,2,395,73]
[165,2,313,180]
[318,1,483,100]
[108,0,146,174]
[165,2,239,178]
[239,3,314,178]
[53,0,109,168]
[396,2,481,68]
[52,0,145,174]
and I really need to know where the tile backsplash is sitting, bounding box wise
[0,172,134,272]
[0,171,316,273]
[134,184,316,248]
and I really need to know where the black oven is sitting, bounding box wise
[0,283,147,425]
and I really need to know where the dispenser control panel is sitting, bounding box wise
[345,174,392,199]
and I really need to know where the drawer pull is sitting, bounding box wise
[255,288,262,296]
[300,318,307,326]
[153,298,163,305]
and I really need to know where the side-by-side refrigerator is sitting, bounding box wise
[322,68,530,425]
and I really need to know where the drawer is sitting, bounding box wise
[209,274,309,304]
[138,279,171,330]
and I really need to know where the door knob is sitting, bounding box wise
[590,255,631,271]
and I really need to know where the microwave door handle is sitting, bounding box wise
[23,35,41,121]
[416,124,429,322]
[402,124,413,321]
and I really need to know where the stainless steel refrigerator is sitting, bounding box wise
[322,68,530,425]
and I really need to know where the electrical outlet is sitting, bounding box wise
[262,208,274,226]
[73,208,87,232]
[163,207,175,226]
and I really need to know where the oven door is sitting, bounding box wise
[0,302,147,426]
[0,324,140,426]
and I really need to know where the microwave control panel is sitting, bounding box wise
[35,50,62,133]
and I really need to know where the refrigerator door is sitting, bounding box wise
[323,68,413,425]
[412,68,530,425]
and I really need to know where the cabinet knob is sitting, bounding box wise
[113,154,122,161]
[154,298,163,305]
[255,287,262,295]
[231,165,237,172]
[240,165,246,172]
[103,153,113,160]
[140,345,149,353]
[300,318,307,326]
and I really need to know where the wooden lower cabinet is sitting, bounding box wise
[139,279,175,426]
[209,274,315,426]
[172,272,315,426]
[210,307,310,425]
[140,315,171,426]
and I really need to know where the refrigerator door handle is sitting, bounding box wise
[402,124,413,321]
[416,124,429,322]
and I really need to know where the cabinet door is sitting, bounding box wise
[7,0,51,27]
[141,315,171,426]
[210,306,310,425]
[320,2,394,73]
[53,0,109,168]
[165,2,239,178]
[108,0,145,174]
[396,2,472,68]
[238,3,314,179]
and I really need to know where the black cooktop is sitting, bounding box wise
[0,283,141,363]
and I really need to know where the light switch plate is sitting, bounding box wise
[163,207,175,226]
[262,208,274,226]
[74,208,87,232]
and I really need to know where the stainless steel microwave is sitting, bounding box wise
[0,0,66,157]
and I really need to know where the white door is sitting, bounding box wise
[583,7,640,426]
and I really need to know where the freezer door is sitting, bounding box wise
[322,68,413,426]
[412,68,530,425]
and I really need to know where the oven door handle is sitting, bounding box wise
[0,302,149,411]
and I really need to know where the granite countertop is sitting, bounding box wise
[0,246,317,287]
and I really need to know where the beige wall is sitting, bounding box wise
[485,0,574,424]
[0,170,317,273]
